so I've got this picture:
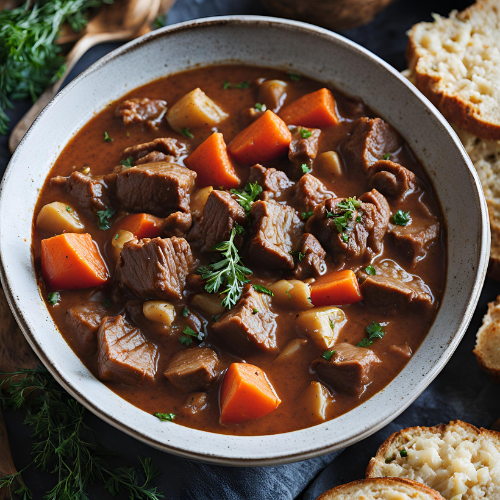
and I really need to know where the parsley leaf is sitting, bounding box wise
[47,292,60,306]
[182,306,189,317]
[181,127,194,138]
[198,229,253,309]
[400,449,408,457]
[393,210,411,226]
[300,128,312,139]
[223,81,231,89]
[253,284,274,297]
[290,250,305,261]
[365,265,376,275]
[252,308,259,314]
[120,156,133,167]
[104,131,113,142]
[96,207,115,230]
[322,350,336,361]
[382,153,391,160]
[357,321,386,347]
[154,412,175,422]
[327,197,361,240]
[65,206,73,213]
[287,72,301,81]
[223,81,249,89]
[230,182,263,215]
[301,163,311,174]
[301,211,314,221]
[285,289,292,299]
[255,102,267,111]
[180,326,204,344]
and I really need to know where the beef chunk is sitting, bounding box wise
[312,343,381,397]
[357,259,434,310]
[164,347,220,392]
[212,284,278,355]
[183,392,209,415]
[115,162,196,217]
[292,233,327,279]
[66,303,107,355]
[163,211,192,238]
[291,174,334,212]
[248,164,293,201]
[248,201,303,270]
[115,98,167,130]
[50,172,112,217]
[369,160,416,198]
[305,190,389,265]
[188,190,246,252]
[97,315,158,385]
[117,237,193,300]
[122,137,187,165]
[340,117,402,173]
[288,127,321,179]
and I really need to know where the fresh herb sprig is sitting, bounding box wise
[326,197,361,241]
[179,326,204,345]
[96,207,115,230]
[230,182,262,216]
[198,229,252,309]
[357,321,386,347]
[0,368,164,499]
[393,210,411,226]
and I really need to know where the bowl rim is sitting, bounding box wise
[0,15,490,465]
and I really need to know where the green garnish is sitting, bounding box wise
[290,251,305,261]
[182,306,189,317]
[285,289,292,299]
[385,457,394,464]
[301,163,311,174]
[181,127,194,138]
[252,308,259,314]
[287,72,301,81]
[357,321,386,347]
[400,449,408,457]
[356,215,362,223]
[365,265,376,276]
[301,211,314,221]
[253,284,274,297]
[382,153,391,160]
[65,206,73,213]
[393,210,411,226]
[321,350,336,361]
[223,81,231,89]
[47,291,60,306]
[341,233,349,243]
[326,197,361,239]
[96,207,115,230]
[198,229,253,309]
[230,182,263,216]
[103,299,111,308]
[114,233,120,240]
[104,131,113,142]
[153,13,168,28]
[211,314,222,322]
[300,128,312,139]
[255,102,267,111]
[223,81,249,89]
[329,320,335,329]
[154,412,175,422]
[179,326,204,345]
[120,156,133,167]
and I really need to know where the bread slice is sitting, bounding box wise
[366,420,500,500]
[317,477,446,500]
[474,295,500,382]
[406,0,500,140]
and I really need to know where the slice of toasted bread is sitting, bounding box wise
[474,295,500,382]
[317,477,446,500]
[366,420,500,500]
[407,0,500,140]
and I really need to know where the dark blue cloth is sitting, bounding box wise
[4,0,500,499]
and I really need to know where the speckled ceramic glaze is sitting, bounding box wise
[0,17,490,465]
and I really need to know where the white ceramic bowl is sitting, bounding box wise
[0,16,490,465]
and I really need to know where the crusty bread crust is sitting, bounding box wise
[407,0,500,140]
[317,477,446,499]
[474,296,500,382]
[366,420,500,499]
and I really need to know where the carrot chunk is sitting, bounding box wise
[228,110,292,165]
[113,213,164,239]
[310,269,362,306]
[184,132,240,189]
[41,233,109,290]
[220,363,281,424]
[279,88,339,128]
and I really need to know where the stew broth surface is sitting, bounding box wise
[32,65,446,435]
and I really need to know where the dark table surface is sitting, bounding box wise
[3,0,500,499]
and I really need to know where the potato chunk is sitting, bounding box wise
[190,186,213,220]
[258,80,288,112]
[295,306,346,349]
[36,202,84,234]
[111,229,135,260]
[167,88,228,132]
[269,279,313,310]
[299,381,332,422]
[191,293,224,316]
[143,300,176,326]
[317,151,343,176]
[275,338,307,363]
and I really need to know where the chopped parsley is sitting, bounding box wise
[253,284,274,297]
[326,197,361,240]
[287,72,301,81]
[357,321,386,348]
[393,209,411,226]
[382,153,391,160]
[222,81,231,89]
[285,289,292,299]
[301,163,311,174]
[181,127,194,138]
[365,265,376,276]
[321,350,336,361]
[96,207,115,230]
[154,412,175,422]
[234,223,245,235]
[103,131,113,142]
[400,449,408,457]
[252,308,259,314]
[47,292,60,306]
[103,299,111,308]
[255,102,267,111]
[329,320,335,329]
[120,156,133,168]
[114,233,119,240]
[65,206,73,213]
[356,215,362,223]
[230,182,262,215]
[179,326,204,345]
[223,81,249,89]
[300,128,312,139]
[290,250,305,261]
[182,306,189,317]
[301,211,314,221]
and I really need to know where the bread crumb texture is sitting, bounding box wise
[407,0,500,139]
[474,295,500,382]
[366,421,500,500]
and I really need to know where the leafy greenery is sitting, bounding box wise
[326,197,361,239]
[287,72,301,81]
[230,182,262,216]
[0,368,164,499]
[180,127,193,138]
[365,265,376,276]
[254,102,266,112]
[382,153,391,160]
[290,250,305,261]
[357,321,386,347]
[0,0,113,134]
[103,130,113,142]
[96,207,115,230]
[222,81,249,90]
[47,291,60,306]
[301,163,311,174]
[120,156,133,168]
[252,284,273,297]
[321,350,336,361]
[179,326,204,345]
[300,128,312,139]
[182,307,189,317]
[301,211,314,221]
[198,229,252,309]
[154,412,175,422]
[393,209,411,226]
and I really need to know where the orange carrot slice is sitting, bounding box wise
[113,213,164,239]
[310,269,362,306]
